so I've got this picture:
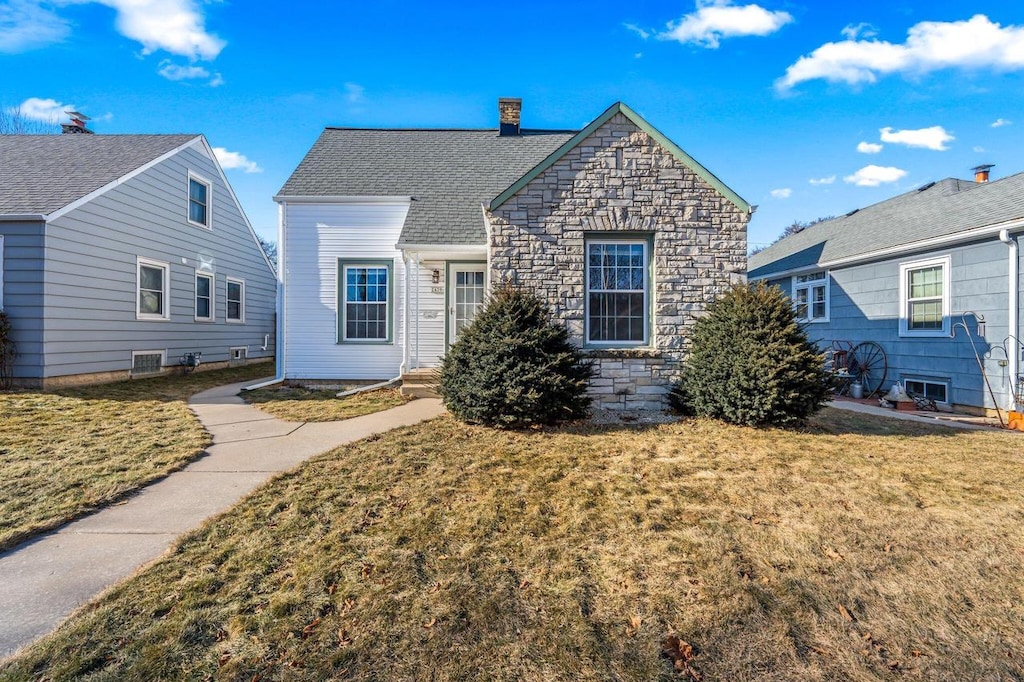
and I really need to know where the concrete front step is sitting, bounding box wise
[401,368,439,398]
[401,383,440,398]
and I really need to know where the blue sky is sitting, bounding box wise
[3,0,1024,249]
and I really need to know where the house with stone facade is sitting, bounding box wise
[273,99,750,409]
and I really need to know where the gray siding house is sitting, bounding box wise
[749,171,1024,415]
[0,133,276,387]
[275,99,750,409]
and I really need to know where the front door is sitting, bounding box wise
[448,264,486,345]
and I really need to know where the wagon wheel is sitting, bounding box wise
[849,341,887,397]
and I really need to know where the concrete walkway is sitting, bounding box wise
[0,380,445,660]
[828,398,1005,431]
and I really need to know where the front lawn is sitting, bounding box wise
[3,409,1023,680]
[0,363,273,550]
[243,386,411,422]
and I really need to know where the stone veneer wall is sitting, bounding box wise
[486,113,748,410]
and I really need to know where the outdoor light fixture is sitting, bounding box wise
[432,269,441,284]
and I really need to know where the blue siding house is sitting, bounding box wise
[0,130,276,387]
[749,170,1023,415]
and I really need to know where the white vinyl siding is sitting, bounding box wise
[137,257,170,320]
[195,272,214,321]
[899,256,951,337]
[793,271,829,323]
[187,172,212,228]
[282,202,410,380]
[226,277,245,323]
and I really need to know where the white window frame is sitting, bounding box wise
[899,255,951,337]
[195,271,214,322]
[904,378,950,405]
[131,350,166,376]
[226,277,245,323]
[187,171,213,229]
[584,239,651,347]
[792,270,830,323]
[136,257,171,321]
[339,261,393,343]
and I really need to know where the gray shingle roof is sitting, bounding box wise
[748,172,1024,278]
[0,134,198,215]
[276,128,577,245]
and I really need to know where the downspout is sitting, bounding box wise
[999,228,1020,411]
[245,201,287,391]
[401,251,411,376]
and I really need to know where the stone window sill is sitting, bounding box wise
[582,348,663,360]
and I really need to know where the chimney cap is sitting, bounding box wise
[971,163,994,173]
[65,111,90,121]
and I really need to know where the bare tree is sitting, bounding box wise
[0,106,57,134]
[750,216,834,255]
[257,235,278,271]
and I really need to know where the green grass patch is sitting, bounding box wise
[243,386,410,422]
[3,408,1023,680]
[0,363,273,550]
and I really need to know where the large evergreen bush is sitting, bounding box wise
[438,287,593,428]
[677,282,829,426]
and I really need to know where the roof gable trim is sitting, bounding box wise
[45,136,203,222]
[488,102,750,213]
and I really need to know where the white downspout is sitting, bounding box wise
[414,254,421,369]
[401,251,411,376]
[999,229,1020,411]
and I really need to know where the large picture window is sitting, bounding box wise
[137,257,170,320]
[340,261,392,343]
[792,271,829,323]
[899,256,950,336]
[585,240,649,345]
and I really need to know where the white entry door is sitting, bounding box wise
[448,264,487,344]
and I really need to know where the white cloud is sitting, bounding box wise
[344,82,365,104]
[809,175,836,185]
[844,165,908,187]
[857,141,883,154]
[879,125,953,150]
[213,147,262,174]
[12,96,73,122]
[208,72,224,87]
[770,188,792,199]
[624,22,650,39]
[841,22,877,40]
[778,14,1024,91]
[657,0,793,48]
[0,0,70,52]
[158,62,209,80]
[991,117,1012,127]
[94,0,224,60]
[973,145,985,152]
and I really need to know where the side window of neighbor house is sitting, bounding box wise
[340,262,391,342]
[137,257,170,320]
[226,277,245,323]
[900,256,950,336]
[586,240,649,345]
[195,272,214,321]
[793,271,829,322]
[188,173,212,228]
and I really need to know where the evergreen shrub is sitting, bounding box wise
[677,282,830,426]
[438,287,593,428]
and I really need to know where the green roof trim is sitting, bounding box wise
[488,102,751,213]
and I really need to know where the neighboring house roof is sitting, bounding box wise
[749,172,1024,279]
[276,128,576,246]
[489,102,751,214]
[0,134,198,216]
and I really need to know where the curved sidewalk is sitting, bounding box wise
[0,380,444,660]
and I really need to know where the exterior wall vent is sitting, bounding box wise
[229,346,248,366]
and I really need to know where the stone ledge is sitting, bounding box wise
[582,348,664,360]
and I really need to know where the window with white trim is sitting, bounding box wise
[226,277,245,323]
[137,257,170,320]
[905,378,948,404]
[792,271,829,323]
[195,272,214,321]
[585,239,649,345]
[899,256,951,336]
[340,261,392,342]
[188,173,211,228]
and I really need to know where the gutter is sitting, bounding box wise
[999,229,1020,412]
[0,214,46,222]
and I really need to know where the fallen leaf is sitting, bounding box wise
[629,615,642,629]
[884,544,893,553]
[519,579,531,590]
[423,618,436,629]
[360,564,374,579]
[838,604,855,622]
[218,652,231,667]
[302,617,321,638]
[824,546,844,560]
[338,629,352,646]
[912,650,922,657]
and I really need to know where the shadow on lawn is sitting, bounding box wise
[54,363,276,404]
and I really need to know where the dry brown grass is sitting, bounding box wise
[0,364,273,550]
[243,386,410,422]
[2,408,1023,681]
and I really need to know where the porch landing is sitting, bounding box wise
[401,368,439,398]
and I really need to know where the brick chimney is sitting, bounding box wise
[972,164,994,183]
[61,111,93,134]
[498,97,521,136]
